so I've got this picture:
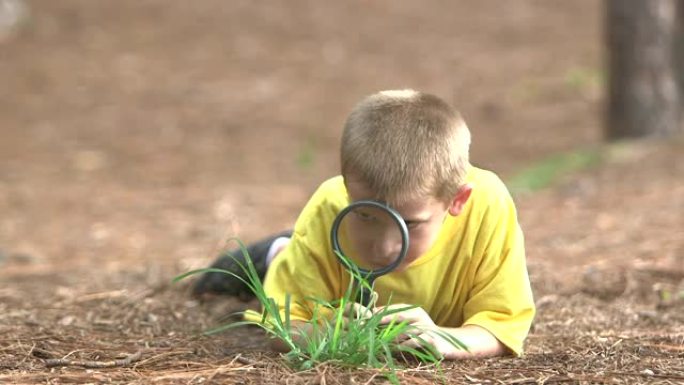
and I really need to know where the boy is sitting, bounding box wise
[194,90,535,359]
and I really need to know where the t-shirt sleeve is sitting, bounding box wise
[461,190,536,356]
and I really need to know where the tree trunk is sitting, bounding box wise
[675,1,684,111]
[606,0,681,139]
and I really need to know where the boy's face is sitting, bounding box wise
[343,177,465,271]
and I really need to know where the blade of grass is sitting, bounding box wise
[330,297,346,354]
[284,293,292,331]
[432,329,469,352]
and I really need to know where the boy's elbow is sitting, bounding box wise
[270,338,292,353]
[268,320,311,353]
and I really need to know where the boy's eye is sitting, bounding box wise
[354,211,376,222]
[405,221,420,230]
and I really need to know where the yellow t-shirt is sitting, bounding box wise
[262,167,535,355]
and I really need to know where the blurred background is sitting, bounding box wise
[1,1,683,382]
[0,1,604,272]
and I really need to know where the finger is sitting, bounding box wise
[392,331,413,343]
[343,302,373,320]
[399,332,440,356]
[342,302,352,315]
[353,303,373,320]
[368,290,379,308]
[379,314,430,326]
[374,303,403,312]
[399,335,426,349]
[379,314,410,325]
[379,311,427,325]
[376,304,409,324]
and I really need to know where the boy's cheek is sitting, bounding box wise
[399,248,426,269]
[417,224,444,250]
[404,236,435,263]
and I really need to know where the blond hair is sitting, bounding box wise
[340,90,471,205]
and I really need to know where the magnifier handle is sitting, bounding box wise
[358,288,372,307]
[357,283,378,308]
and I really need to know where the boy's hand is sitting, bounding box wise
[397,328,464,359]
[377,304,436,330]
[375,304,464,359]
[376,304,508,359]
[344,301,374,320]
[344,290,378,320]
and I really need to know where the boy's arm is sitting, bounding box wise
[377,305,507,360]
[411,325,506,359]
[460,211,535,356]
[270,320,313,352]
[441,325,506,358]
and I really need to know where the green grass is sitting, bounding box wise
[505,139,683,195]
[564,67,604,94]
[507,147,603,195]
[174,239,467,383]
[295,136,316,170]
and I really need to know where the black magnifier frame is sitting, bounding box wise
[330,199,410,306]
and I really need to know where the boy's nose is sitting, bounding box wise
[373,237,403,262]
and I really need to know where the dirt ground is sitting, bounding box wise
[1,1,682,384]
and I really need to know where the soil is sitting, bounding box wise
[1,1,682,384]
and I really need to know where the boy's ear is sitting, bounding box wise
[447,183,473,216]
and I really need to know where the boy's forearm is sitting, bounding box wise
[438,324,508,360]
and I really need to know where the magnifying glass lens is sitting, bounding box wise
[331,200,410,306]
[335,205,405,271]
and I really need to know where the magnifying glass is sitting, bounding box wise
[330,200,409,307]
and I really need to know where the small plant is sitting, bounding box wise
[175,239,467,383]
[564,67,604,96]
[508,148,602,194]
[295,136,316,170]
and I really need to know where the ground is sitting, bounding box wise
[0,1,682,384]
